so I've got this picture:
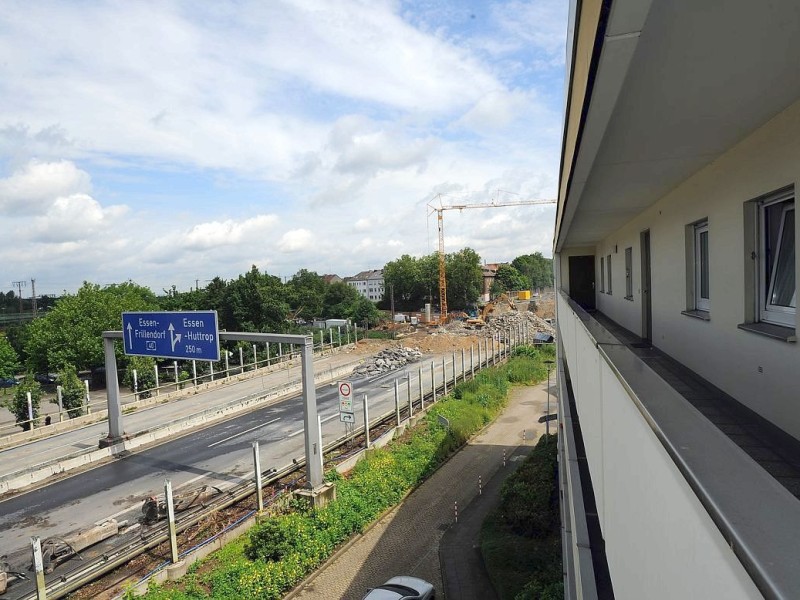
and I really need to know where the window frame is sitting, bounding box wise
[694,221,710,312]
[600,256,605,293]
[758,191,795,327]
[607,254,612,295]
[624,246,633,300]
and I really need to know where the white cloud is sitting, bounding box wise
[278,229,314,253]
[183,215,279,250]
[32,194,128,243]
[0,159,91,215]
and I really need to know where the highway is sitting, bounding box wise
[0,355,449,594]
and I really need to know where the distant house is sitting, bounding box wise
[345,270,385,302]
[481,263,502,301]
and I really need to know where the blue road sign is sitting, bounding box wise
[122,311,220,361]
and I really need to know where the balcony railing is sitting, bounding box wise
[556,291,800,600]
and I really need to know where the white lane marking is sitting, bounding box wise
[208,418,280,448]
[286,413,339,438]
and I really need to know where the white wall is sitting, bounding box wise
[558,296,763,600]
[569,98,800,439]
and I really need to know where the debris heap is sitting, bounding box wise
[351,346,424,377]
[482,311,556,337]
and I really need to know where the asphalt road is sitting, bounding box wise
[0,357,446,589]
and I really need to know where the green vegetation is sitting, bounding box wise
[0,335,19,380]
[57,364,86,418]
[136,348,553,600]
[25,281,158,374]
[481,435,562,600]
[512,253,553,291]
[7,375,43,430]
[382,248,482,311]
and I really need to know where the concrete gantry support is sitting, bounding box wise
[101,334,126,447]
[99,330,327,502]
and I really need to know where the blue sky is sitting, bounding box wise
[0,0,567,297]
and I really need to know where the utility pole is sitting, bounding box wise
[12,280,25,314]
[30,278,38,317]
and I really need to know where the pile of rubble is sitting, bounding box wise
[481,311,556,337]
[351,346,424,377]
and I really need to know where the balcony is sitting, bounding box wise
[556,291,800,600]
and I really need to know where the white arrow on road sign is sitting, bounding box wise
[168,323,182,352]
[340,412,355,423]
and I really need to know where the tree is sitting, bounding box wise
[493,264,528,295]
[221,266,289,332]
[445,248,483,310]
[57,364,86,418]
[286,269,327,320]
[0,336,19,379]
[382,255,424,310]
[9,376,42,430]
[349,296,382,327]
[123,356,157,399]
[322,282,362,319]
[24,281,159,373]
[512,253,553,290]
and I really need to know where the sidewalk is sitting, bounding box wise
[290,380,554,600]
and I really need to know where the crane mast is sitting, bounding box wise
[428,196,556,325]
[437,209,447,323]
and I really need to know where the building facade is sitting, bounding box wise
[345,270,385,302]
[554,1,799,598]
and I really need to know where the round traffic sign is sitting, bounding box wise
[339,382,352,397]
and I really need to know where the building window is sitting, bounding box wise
[607,254,612,294]
[625,247,633,299]
[759,191,795,327]
[600,257,605,293]
[694,221,710,312]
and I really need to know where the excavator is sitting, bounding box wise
[466,293,517,328]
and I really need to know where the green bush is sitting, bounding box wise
[58,364,86,418]
[482,434,562,600]
[10,375,42,430]
[500,434,558,538]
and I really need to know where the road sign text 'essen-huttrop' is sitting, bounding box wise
[122,311,220,361]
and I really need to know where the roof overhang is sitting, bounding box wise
[555,0,800,252]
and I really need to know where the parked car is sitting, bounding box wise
[362,576,435,600]
[0,377,20,388]
[34,373,59,385]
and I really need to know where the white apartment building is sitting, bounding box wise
[555,1,799,598]
[344,270,385,302]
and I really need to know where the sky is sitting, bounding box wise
[0,0,567,297]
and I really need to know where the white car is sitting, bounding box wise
[362,576,435,600]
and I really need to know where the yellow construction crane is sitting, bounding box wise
[427,194,556,324]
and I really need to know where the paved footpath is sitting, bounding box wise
[289,380,554,600]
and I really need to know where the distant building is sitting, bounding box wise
[345,270,384,302]
[481,263,502,301]
[322,274,342,285]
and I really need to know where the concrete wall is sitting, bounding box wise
[561,98,800,439]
